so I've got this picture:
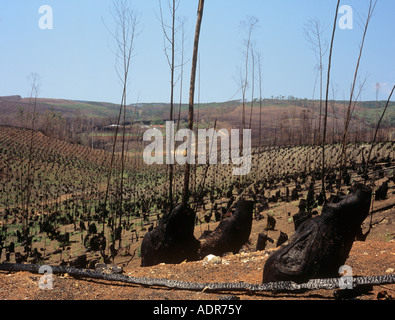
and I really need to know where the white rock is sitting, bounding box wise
[203,254,222,265]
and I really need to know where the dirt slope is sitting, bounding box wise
[1,205,394,301]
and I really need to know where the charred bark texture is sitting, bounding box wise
[262,184,372,284]
[198,200,254,258]
[140,200,254,266]
[140,204,200,267]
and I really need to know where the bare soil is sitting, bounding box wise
[1,196,394,301]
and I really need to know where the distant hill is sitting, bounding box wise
[0,96,121,118]
[1,95,394,146]
[0,95,23,101]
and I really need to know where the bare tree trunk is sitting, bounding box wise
[338,0,377,190]
[158,0,182,211]
[23,73,40,247]
[169,0,176,210]
[364,84,395,179]
[240,16,258,131]
[304,18,328,147]
[322,0,341,203]
[249,46,255,130]
[182,0,205,208]
[103,0,139,246]
[257,51,263,146]
[177,19,187,132]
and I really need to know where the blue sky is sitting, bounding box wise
[0,0,394,104]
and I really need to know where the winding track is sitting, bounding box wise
[0,263,394,293]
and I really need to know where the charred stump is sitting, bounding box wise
[375,181,388,201]
[265,214,276,231]
[276,231,288,247]
[256,232,274,251]
[291,188,299,201]
[262,184,372,284]
[140,204,200,267]
[256,233,268,251]
[198,200,254,258]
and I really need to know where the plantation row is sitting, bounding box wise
[0,126,171,224]
[2,124,392,214]
[0,124,393,266]
[167,142,395,199]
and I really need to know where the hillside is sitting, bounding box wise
[0,124,165,211]
[0,96,394,302]
[1,125,394,275]
[1,95,394,148]
[1,176,394,301]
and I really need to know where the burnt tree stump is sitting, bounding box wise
[262,184,372,284]
[375,181,388,201]
[291,188,299,200]
[256,233,274,251]
[198,200,254,258]
[266,214,276,231]
[276,231,288,247]
[256,233,268,251]
[140,204,200,267]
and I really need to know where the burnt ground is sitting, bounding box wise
[0,193,394,301]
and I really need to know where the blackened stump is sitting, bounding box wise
[140,204,200,267]
[291,188,299,201]
[266,214,276,231]
[69,254,87,269]
[256,233,274,251]
[198,200,254,258]
[262,184,372,284]
[256,233,268,251]
[276,231,288,247]
[375,181,388,201]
